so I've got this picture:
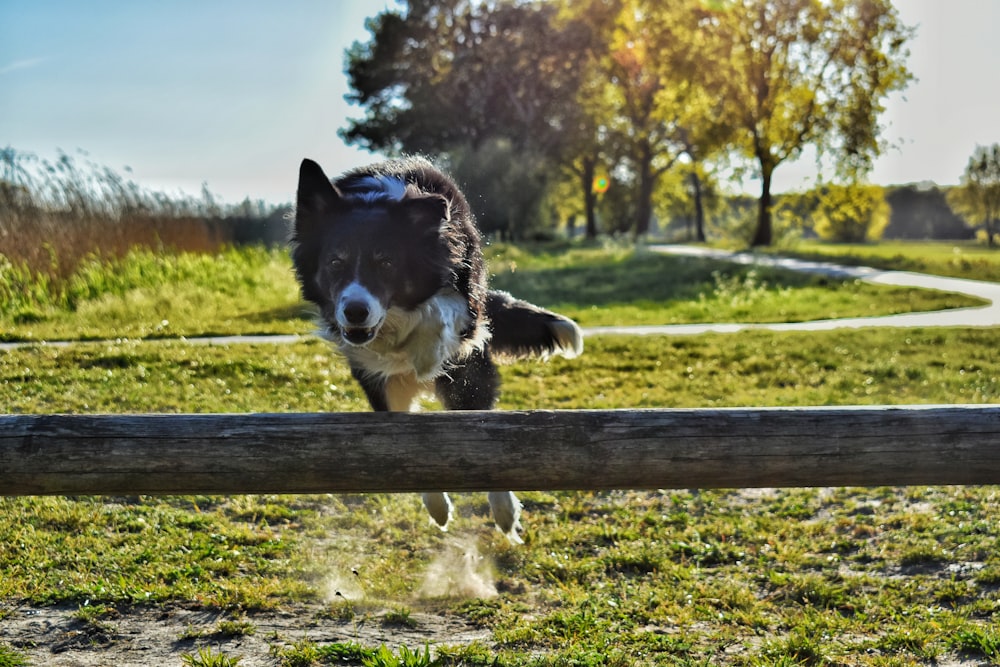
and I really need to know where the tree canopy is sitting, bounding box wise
[340,0,913,244]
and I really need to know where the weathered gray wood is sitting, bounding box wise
[1,406,998,496]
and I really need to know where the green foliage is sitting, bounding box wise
[181,646,243,667]
[271,639,376,666]
[0,646,28,667]
[363,644,436,667]
[342,1,593,159]
[885,185,973,240]
[948,627,1000,661]
[445,140,553,239]
[341,1,913,243]
[812,182,891,242]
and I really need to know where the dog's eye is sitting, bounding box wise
[376,257,394,272]
[329,257,345,270]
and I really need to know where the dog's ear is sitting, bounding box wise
[295,159,344,237]
[402,194,450,231]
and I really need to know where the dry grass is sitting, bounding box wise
[0,148,230,282]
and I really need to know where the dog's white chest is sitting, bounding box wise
[341,291,476,381]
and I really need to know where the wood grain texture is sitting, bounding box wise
[1,406,999,495]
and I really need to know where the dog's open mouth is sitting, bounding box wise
[341,326,377,346]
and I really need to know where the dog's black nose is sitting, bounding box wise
[342,301,370,325]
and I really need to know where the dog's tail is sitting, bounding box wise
[485,290,583,360]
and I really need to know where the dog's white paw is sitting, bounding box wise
[488,491,523,544]
[422,492,453,531]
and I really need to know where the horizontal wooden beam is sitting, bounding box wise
[2,406,999,496]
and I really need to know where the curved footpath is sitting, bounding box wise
[1,246,998,350]
[584,245,1000,337]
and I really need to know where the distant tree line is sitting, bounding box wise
[341,0,916,246]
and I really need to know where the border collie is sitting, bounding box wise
[291,157,583,543]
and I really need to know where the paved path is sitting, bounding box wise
[2,247,998,350]
[583,245,1000,336]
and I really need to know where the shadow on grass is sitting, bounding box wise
[489,252,826,308]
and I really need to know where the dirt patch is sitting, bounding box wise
[1,602,491,666]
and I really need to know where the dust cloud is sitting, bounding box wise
[323,567,366,603]
[418,535,498,599]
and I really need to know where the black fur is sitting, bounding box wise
[291,157,582,540]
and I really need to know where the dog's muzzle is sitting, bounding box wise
[338,299,381,346]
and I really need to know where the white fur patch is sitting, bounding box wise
[345,175,408,203]
[336,281,385,330]
[338,289,488,383]
[488,491,524,544]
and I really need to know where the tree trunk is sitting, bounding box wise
[636,146,655,238]
[751,165,774,247]
[581,157,598,240]
[691,170,706,242]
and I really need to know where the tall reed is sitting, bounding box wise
[0,147,285,319]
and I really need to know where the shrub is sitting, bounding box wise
[813,182,890,242]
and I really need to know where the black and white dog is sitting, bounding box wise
[291,157,582,543]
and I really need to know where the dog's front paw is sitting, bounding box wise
[422,492,453,530]
[488,491,523,544]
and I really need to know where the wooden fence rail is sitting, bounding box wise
[2,405,999,496]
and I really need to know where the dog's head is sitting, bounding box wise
[291,159,453,347]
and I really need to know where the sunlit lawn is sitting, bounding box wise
[1,240,999,665]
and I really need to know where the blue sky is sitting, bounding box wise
[2,1,999,205]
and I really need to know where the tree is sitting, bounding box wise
[812,182,890,242]
[703,0,912,246]
[341,1,598,238]
[947,144,1000,247]
[597,0,733,238]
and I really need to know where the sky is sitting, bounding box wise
[2,0,999,205]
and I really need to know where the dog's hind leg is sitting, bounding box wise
[382,373,456,529]
[487,491,524,544]
[353,369,454,529]
[435,348,523,543]
[421,492,454,530]
[434,348,500,411]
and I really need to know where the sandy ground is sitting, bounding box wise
[1,601,490,666]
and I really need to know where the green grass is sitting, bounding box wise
[487,243,985,327]
[181,646,244,667]
[2,240,999,664]
[0,645,28,667]
[2,329,998,664]
[1,242,986,341]
[2,328,997,413]
[1,245,313,342]
[0,493,323,608]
